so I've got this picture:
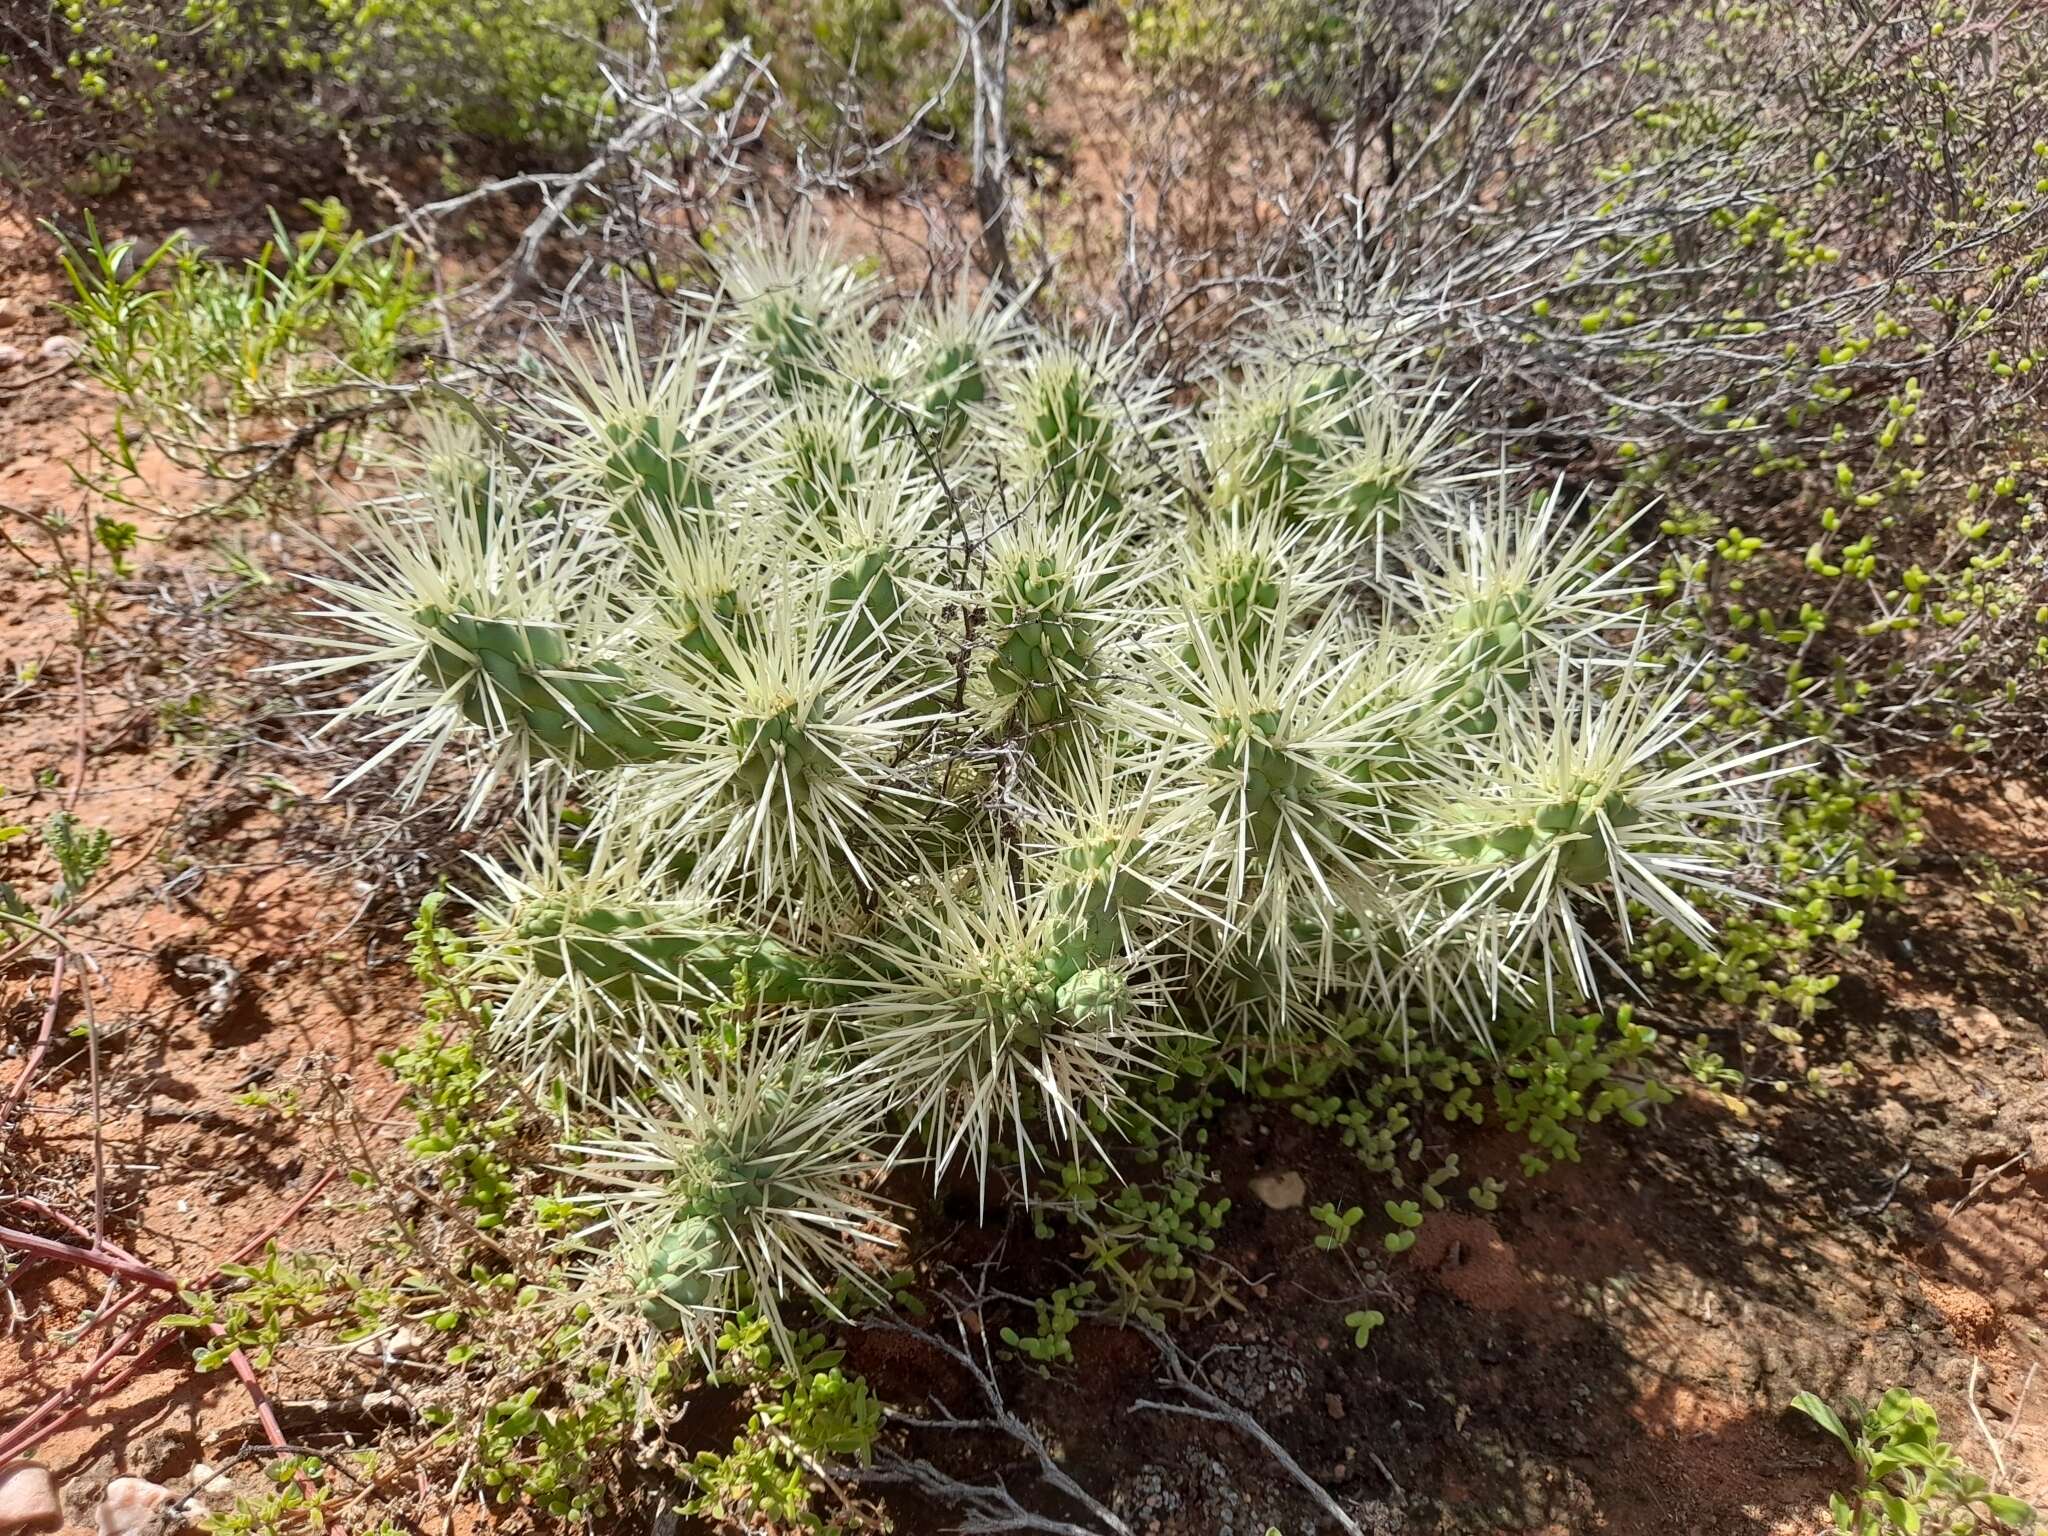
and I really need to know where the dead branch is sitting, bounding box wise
[0,1224,178,1291]
[937,0,1018,294]
[0,955,67,1136]
[835,1290,1133,1536]
[1134,1323,1364,1535]
[487,42,755,310]
[0,1161,347,1464]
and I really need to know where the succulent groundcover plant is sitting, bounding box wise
[290,227,1788,1355]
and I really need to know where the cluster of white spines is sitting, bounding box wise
[293,224,1784,1351]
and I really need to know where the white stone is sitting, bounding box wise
[0,344,25,368]
[351,1321,429,1366]
[1249,1169,1307,1210]
[94,1476,177,1536]
[0,1462,61,1533]
[38,335,81,363]
[184,1465,232,1513]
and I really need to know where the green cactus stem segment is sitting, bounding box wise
[517,904,807,1005]
[670,582,747,673]
[1212,404,1329,519]
[1189,549,1285,657]
[1049,837,1149,961]
[1433,589,1541,733]
[826,547,912,652]
[636,1131,816,1331]
[639,1214,726,1330]
[1325,458,1411,538]
[1443,782,1646,906]
[729,701,835,801]
[602,413,712,538]
[1055,965,1127,1031]
[967,944,1128,1065]
[1209,711,1325,853]
[920,338,988,448]
[1025,374,1122,527]
[414,607,685,768]
[750,296,836,397]
[781,423,861,522]
[986,556,1099,728]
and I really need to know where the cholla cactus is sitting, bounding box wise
[294,222,1790,1349]
[789,450,941,661]
[1297,383,1473,557]
[1416,654,1791,1004]
[841,856,1178,1189]
[464,820,807,1100]
[998,337,1169,530]
[530,321,751,549]
[627,504,773,676]
[1199,363,1351,523]
[1146,601,1426,978]
[572,1026,894,1359]
[974,511,1152,775]
[288,467,682,807]
[766,394,879,522]
[709,218,879,398]
[1177,502,1360,659]
[1408,484,1652,734]
[1203,361,1475,572]
[895,283,1023,453]
[1027,760,1208,963]
[621,584,948,925]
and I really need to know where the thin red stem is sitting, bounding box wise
[0,1224,179,1291]
[215,1332,320,1506]
[0,1162,345,1465]
[3,1195,145,1267]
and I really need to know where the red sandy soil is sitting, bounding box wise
[0,199,469,1528]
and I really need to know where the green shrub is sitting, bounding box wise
[1793,1389,2037,1535]
[4,0,625,165]
[6,0,966,175]
[55,202,431,506]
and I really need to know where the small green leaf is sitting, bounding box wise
[1792,1392,1853,1453]
[1983,1494,2034,1527]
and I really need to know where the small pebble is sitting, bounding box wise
[0,344,25,369]
[0,1462,61,1533]
[185,1465,231,1512]
[94,1476,176,1536]
[39,335,81,362]
[1249,1170,1306,1210]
